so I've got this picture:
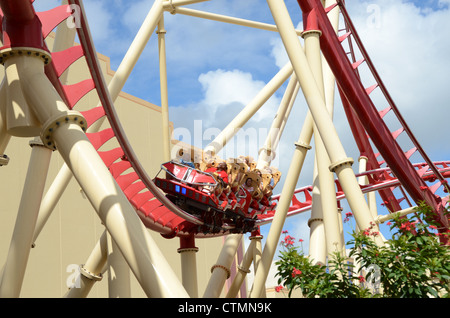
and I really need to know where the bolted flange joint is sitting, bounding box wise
[41,110,87,150]
[307,217,323,227]
[0,47,52,65]
[329,157,354,173]
[237,265,251,274]
[79,264,103,282]
[211,264,231,279]
[294,141,312,150]
[301,29,323,38]
[0,154,10,166]
[258,147,276,160]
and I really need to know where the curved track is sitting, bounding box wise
[303,0,450,236]
[3,0,449,241]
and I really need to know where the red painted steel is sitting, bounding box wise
[296,0,449,237]
[0,0,44,51]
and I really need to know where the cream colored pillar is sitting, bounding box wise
[375,206,418,224]
[203,234,242,298]
[107,233,131,298]
[107,0,165,102]
[32,6,77,246]
[0,140,52,297]
[65,231,108,298]
[304,27,344,257]
[358,156,378,219]
[266,0,383,246]
[163,0,210,8]
[309,0,341,263]
[204,63,293,156]
[225,238,255,298]
[305,26,329,264]
[250,232,266,298]
[34,0,165,246]
[157,16,171,162]
[250,126,313,297]
[178,235,199,298]
[5,53,188,298]
[308,214,326,264]
[32,164,72,246]
[33,0,170,257]
[0,77,11,158]
[273,82,300,151]
[256,73,299,169]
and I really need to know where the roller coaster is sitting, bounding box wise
[0,0,448,298]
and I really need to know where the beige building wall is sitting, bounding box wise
[0,35,230,298]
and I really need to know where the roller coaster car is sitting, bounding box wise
[154,161,261,234]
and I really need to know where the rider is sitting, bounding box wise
[216,162,228,184]
[242,177,254,193]
[216,162,239,210]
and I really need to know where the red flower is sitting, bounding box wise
[275,285,283,292]
[291,267,302,278]
[283,235,295,247]
[358,275,365,283]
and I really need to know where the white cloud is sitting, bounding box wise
[199,69,264,106]
[343,0,450,161]
[170,68,283,162]
[84,2,113,39]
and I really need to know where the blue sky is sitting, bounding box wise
[36,1,450,268]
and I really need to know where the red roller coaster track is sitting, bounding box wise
[297,0,449,241]
[1,0,448,241]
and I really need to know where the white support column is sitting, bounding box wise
[65,231,108,298]
[178,235,199,298]
[273,81,299,151]
[107,0,165,102]
[33,0,166,246]
[157,16,171,162]
[250,232,266,298]
[0,139,52,297]
[107,233,131,298]
[32,164,72,246]
[256,73,299,170]
[4,54,188,298]
[265,0,383,246]
[358,156,378,219]
[304,26,343,257]
[204,63,293,156]
[225,238,255,298]
[31,5,77,246]
[0,70,11,158]
[250,125,313,297]
[168,6,302,36]
[305,26,329,263]
[203,234,242,298]
[308,212,326,264]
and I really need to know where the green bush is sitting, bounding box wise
[275,203,450,298]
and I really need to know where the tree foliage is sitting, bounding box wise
[275,203,450,298]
